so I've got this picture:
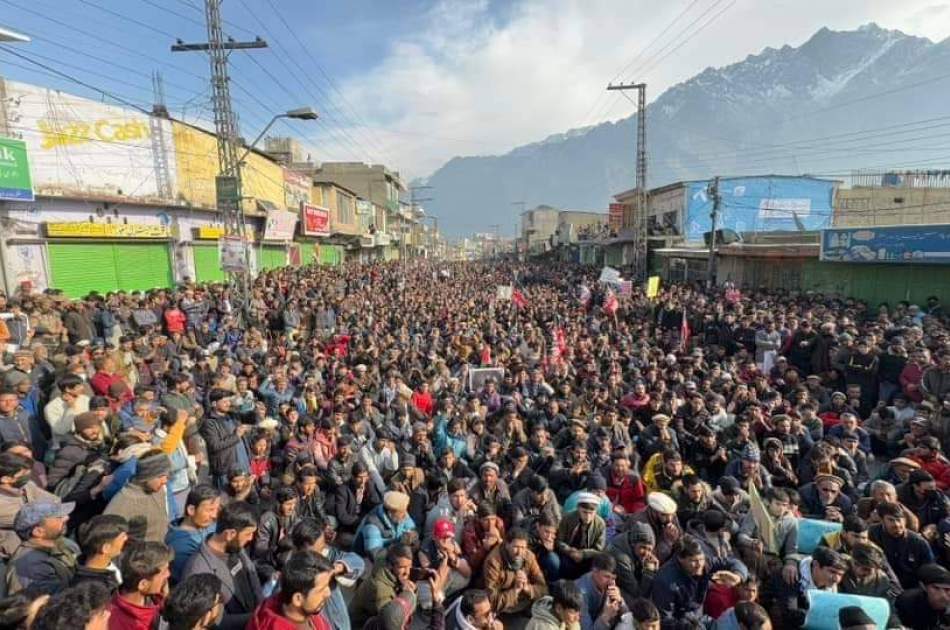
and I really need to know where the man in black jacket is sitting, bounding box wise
[200,389,250,488]
[325,462,381,548]
[71,514,128,593]
[45,412,112,531]
[869,501,935,589]
[895,563,950,629]
[253,486,299,579]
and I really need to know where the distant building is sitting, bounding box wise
[834,170,950,227]
[520,205,606,253]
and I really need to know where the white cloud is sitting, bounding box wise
[335,0,950,179]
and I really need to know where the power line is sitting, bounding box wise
[578,0,708,130]
[77,0,177,38]
[260,0,396,164]
[230,0,387,164]
[0,46,152,114]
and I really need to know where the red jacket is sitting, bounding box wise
[108,593,163,630]
[910,454,950,490]
[247,595,332,630]
[704,583,738,619]
[900,363,926,402]
[605,473,648,514]
[164,308,187,334]
[411,391,434,417]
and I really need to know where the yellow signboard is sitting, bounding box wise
[194,226,255,240]
[646,275,661,299]
[46,222,170,239]
[195,226,225,240]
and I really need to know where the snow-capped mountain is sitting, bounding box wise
[423,24,950,236]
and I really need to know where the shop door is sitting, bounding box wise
[47,243,119,298]
[48,242,173,298]
[259,246,286,270]
[299,243,316,266]
[192,244,226,283]
[112,244,174,292]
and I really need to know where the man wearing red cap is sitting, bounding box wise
[419,518,471,603]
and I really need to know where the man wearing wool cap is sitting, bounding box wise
[104,449,172,543]
[555,491,605,579]
[607,520,660,605]
[354,490,417,560]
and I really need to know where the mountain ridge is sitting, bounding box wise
[420,23,950,237]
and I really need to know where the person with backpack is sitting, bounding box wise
[45,412,113,532]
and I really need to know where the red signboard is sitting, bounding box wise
[301,203,330,236]
[608,203,624,231]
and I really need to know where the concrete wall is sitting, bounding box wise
[835,187,950,227]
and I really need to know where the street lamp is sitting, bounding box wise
[235,106,319,169]
[0,26,30,43]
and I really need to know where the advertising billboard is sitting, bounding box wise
[0,137,34,201]
[684,176,836,242]
[263,209,297,241]
[820,224,950,264]
[301,203,330,236]
[5,81,176,200]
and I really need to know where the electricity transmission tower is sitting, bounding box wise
[606,82,647,280]
[172,0,268,309]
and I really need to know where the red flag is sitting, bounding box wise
[512,289,528,309]
[680,309,691,351]
[604,291,618,316]
[555,327,567,357]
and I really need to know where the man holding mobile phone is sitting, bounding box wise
[574,553,627,630]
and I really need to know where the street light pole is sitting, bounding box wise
[233,107,318,173]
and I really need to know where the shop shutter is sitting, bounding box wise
[319,245,341,266]
[259,246,286,270]
[48,243,119,298]
[299,243,315,266]
[192,244,225,283]
[113,244,173,292]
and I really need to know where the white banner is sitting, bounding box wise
[758,198,811,219]
[496,285,513,301]
[3,81,177,200]
[599,266,622,286]
[263,209,298,241]
[219,236,246,273]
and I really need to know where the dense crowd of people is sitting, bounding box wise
[0,259,945,629]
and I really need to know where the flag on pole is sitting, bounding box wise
[680,308,691,351]
[579,284,591,306]
[512,289,528,309]
[555,327,567,357]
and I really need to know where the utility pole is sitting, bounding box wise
[172,0,267,313]
[706,176,721,289]
[511,201,526,255]
[409,186,433,262]
[489,224,501,259]
[606,81,647,281]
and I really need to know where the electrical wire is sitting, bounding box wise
[260,0,396,163]
[230,0,386,164]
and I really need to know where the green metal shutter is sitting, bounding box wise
[259,246,285,270]
[113,244,173,292]
[192,244,225,283]
[48,243,120,298]
[319,245,341,266]
[299,243,315,266]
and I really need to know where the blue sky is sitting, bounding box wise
[3,0,950,180]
